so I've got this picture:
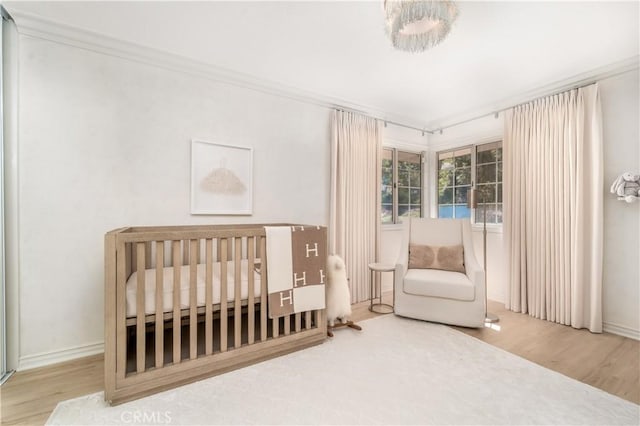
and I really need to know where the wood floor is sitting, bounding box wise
[1,296,638,425]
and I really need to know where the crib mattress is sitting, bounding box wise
[126,260,262,318]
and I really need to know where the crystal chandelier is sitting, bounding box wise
[384,0,459,53]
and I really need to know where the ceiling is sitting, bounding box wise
[5,1,640,129]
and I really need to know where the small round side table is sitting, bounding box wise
[368,262,395,314]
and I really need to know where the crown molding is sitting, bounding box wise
[8,9,429,131]
[6,9,638,136]
[427,55,640,130]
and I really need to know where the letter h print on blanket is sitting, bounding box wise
[265,226,327,318]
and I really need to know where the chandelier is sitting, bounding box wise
[384,0,459,53]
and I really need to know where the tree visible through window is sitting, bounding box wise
[438,148,472,219]
[475,142,503,224]
[437,142,503,224]
[382,148,423,224]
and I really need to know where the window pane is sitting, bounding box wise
[381,185,392,204]
[497,183,502,202]
[409,169,421,187]
[455,153,471,168]
[381,204,393,224]
[481,204,499,224]
[398,187,409,204]
[382,167,392,185]
[439,170,453,187]
[477,163,496,184]
[398,151,421,165]
[410,188,421,205]
[439,187,453,204]
[455,167,471,185]
[454,205,471,218]
[497,161,502,182]
[476,205,490,223]
[438,151,454,171]
[496,147,502,161]
[382,148,423,225]
[439,205,454,218]
[495,203,503,224]
[455,186,469,204]
[477,184,496,203]
[477,148,497,164]
[398,170,409,186]
[407,206,421,218]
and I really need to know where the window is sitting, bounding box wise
[382,148,423,224]
[437,141,503,224]
[475,142,503,224]
[437,147,472,219]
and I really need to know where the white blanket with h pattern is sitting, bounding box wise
[264,226,326,319]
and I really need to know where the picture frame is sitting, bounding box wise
[191,139,253,215]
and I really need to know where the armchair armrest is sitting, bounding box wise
[465,254,485,294]
[462,219,485,298]
[394,219,410,293]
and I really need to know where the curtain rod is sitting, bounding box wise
[431,67,637,134]
[334,107,433,136]
[337,66,636,136]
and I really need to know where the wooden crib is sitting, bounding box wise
[104,224,327,405]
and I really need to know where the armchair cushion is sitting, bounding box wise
[403,268,475,301]
[408,244,465,273]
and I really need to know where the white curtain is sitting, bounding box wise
[504,84,603,333]
[330,110,381,303]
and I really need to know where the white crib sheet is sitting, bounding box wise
[125,260,262,318]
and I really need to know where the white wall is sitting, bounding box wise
[599,70,640,338]
[17,35,331,365]
[426,70,640,338]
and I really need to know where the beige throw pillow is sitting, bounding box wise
[408,244,465,273]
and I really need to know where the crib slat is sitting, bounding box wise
[315,309,322,330]
[305,311,311,330]
[116,242,127,381]
[284,315,290,336]
[155,242,164,369]
[136,243,146,373]
[220,238,228,352]
[172,240,181,364]
[125,243,133,279]
[205,239,213,355]
[260,237,267,342]
[189,239,198,360]
[234,237,242,348]
[247,237,255,345]
[273,316,279,339]
[295,313,301,333]
[104,233,117,398]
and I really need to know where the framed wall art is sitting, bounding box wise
[191,139,253,215]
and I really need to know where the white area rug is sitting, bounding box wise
[47,315,639,425]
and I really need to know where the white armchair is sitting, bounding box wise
[394,217,485,328]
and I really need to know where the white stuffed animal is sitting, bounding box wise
[610,172,640,202]
[325,255,352,327]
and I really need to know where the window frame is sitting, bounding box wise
[382,147,425,225]
[435,141,503,226]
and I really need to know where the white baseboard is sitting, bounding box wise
[603,322,640,341]
[18,342,104,371]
